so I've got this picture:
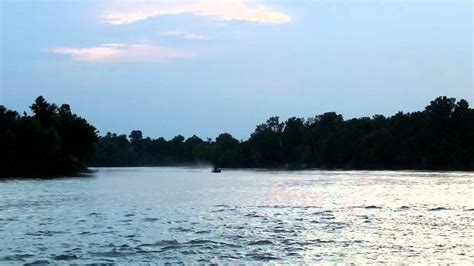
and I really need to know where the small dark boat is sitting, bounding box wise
[212,167,221,173]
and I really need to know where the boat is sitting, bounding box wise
[212,167,221,173]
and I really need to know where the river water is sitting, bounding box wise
[0,167,473,264]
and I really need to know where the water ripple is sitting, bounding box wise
[0,168,472,264]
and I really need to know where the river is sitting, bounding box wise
[0,167,473,264]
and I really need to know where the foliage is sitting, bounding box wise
[0,96,98,177]
[2,96,472,176]
[90,96,474,170]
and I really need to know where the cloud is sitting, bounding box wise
[103,0,290,25]
[49,44,194,63]
[160,31,206,40]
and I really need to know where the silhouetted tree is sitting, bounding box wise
[88,96,473,171]
[0,96,98,177]
[129,130,143,143]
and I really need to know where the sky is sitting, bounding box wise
[1,0,472,140]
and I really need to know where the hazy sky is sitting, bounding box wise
[1,0,472,139]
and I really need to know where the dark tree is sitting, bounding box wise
[88,96,473,171]
[129,130,143,143]
[0,96,98,177]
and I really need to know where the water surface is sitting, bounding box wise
[1,168,473,264]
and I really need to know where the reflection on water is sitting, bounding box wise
[0,168,473,263]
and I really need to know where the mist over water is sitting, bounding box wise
[0,168,473,264]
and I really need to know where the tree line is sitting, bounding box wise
[0,96,97,177]
[90,96,474,171]
[1,95,473,177]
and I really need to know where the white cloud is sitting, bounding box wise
[49,44,194,63]
[103,0,290,25]
[160,31,206,40]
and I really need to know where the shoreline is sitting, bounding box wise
[90,165,474,172]
[2,165,473,179]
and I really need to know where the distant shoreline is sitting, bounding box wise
[2,165,472,179]
[90,96,474,172]
[87,165,474,172]
[2,95,473,178]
